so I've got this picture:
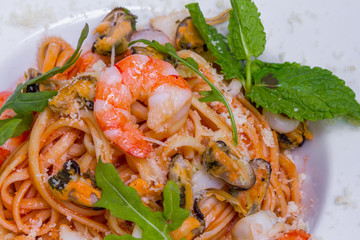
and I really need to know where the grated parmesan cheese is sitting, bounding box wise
[335,188,357,208]
[261,127,276,148]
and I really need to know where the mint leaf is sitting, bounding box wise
[228,0,266,59]
[0,113,32,145]
[5,91,57,115]
[186,3,243,80]
[347,105,360,123]
[95,158,189,240]
[129,39,238,145]
[247,61,360,121]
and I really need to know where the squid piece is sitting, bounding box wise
[231,210,278,240]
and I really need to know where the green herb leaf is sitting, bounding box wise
[5,91,57,115]
[227,0,266,91]
[0,113,32,145]
[95,158,189,240]
[105,235,137,240]
[247,61,360,121]
[0,24,88,146]
[186,3,244,80]
[184,57,199,69]
[228,0,266,59]
[0,23,89,117]
[129,39,238,145]
[162,181,189,231]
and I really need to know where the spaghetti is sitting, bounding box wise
[0,6,310,240]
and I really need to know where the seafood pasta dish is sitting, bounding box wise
[0,1,359,239]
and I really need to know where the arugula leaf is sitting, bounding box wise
[95,158,189,240]
[0,113,32,145]
[247,61,360,121]
[0,23,89,116]
[0,24,88,147]
[162,181,189,231]
[106,235,137,240]
[4,91,57,114]
[129,39,238,145]
[186,3,243,80]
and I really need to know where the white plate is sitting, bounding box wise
[0,0,359,238]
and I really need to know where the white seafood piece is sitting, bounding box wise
[263,110,300,134]
[231,210,278,240]
[150,10,190,44]
[192,164,225,195]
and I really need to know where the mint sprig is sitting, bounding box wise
[0,24,89,146]
[188,0,360,123]
[95,158,189,240]
[248,61,360,121]
[227,0,265,59]
[228,0,265,90]
[129,39,239,145]
[186,3,244,80]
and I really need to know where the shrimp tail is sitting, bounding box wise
[94,98,151,158]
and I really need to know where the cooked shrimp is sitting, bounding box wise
[276,230,310,240]
[94,54,192,158]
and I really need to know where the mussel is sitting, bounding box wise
[195,158,271,217]
[277,121,312,150]
[203,189,248,216]
[229,158,272,215]
[169,154,193,210]
[168,154,205,239]
[48,160,101,208]
[203,141,255,189]
[48,75,97,114]
[130,46,167,60]
[24,68,42,93]
[92,7,136,56]
[170,216,205,240]
[175,17,206,53]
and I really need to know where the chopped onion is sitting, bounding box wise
[263,110,299,134]
[130,29,171,47]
